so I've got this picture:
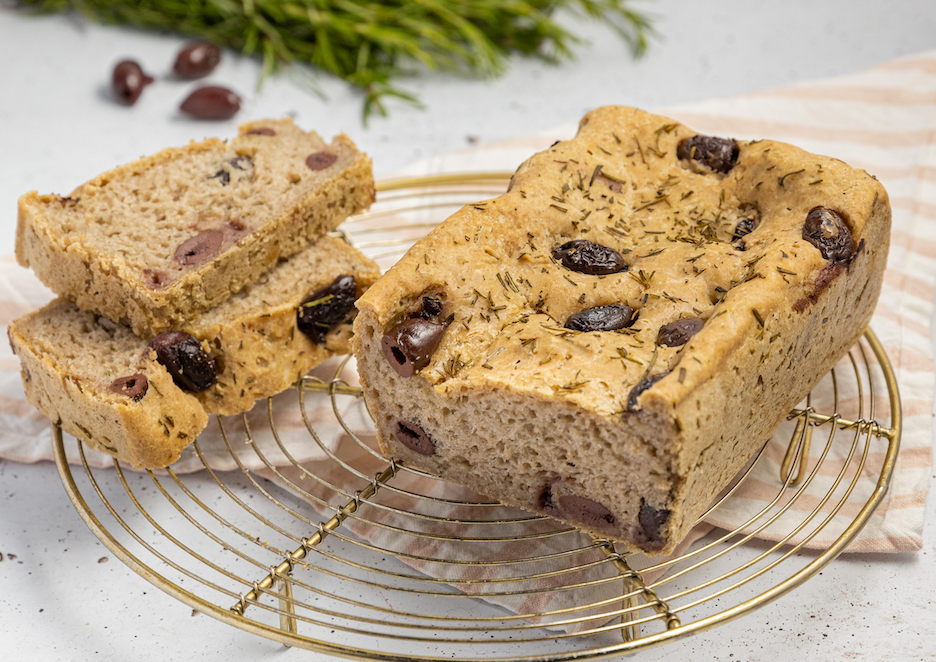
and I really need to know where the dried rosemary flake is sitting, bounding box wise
[630,270,655,288]
[484,248,500,260]
[504,271,520,293]
[633,195,668,212]
[549,203,568,213]
[752,308,765,327]
[634,137,647,166]
[484,346,506,365]
[302,294,334,308]
[678,367,686,384]
[589,164,603,187]
[638,346,659,383]
[552,380,589,394]
[778,169,806,188]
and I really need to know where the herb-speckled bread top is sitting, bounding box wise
[16,118,375,336]
[353,105,890,552]
[361,106,887,428]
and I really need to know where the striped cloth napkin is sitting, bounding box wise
[0,51,932,563]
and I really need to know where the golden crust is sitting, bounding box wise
[353,106,890,553]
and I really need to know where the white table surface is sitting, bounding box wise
[1,2,935,660]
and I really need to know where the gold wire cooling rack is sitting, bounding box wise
[53,173,901,661]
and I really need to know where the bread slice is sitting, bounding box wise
[16,118,374,336]
[10,236,379,468]
[188,235,380,416]
[9,299,208,469]
[352,106,890,554]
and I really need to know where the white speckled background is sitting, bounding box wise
[0,2,934,660]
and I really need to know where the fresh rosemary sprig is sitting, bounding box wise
[18,0,652,119]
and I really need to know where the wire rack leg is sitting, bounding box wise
[780,412,813,488]
[595,539,681,636]
[231,463,397,616]
[276,574,297,640]
[620,573,640,642]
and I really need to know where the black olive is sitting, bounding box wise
[565,305,635,332]
[109,374,148,401]
[381,318,448,377]
[656,317,705,347]
[297,275,358,344]
[180,86,241,120]
[552,240,628,275]
[150,332,216,392]
[394,420,436,456]
[677,135,739,173]
[112,60,153,106]
[803,206,853,261]
[626,372,669,412]
[173,42,222,80]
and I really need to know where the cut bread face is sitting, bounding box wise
[353,106,890,554]
[9,299,208,469]
[187,236,380,416]
[16,118,375,336]
[10,237,379,469]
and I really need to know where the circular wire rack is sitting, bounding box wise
[53,173,901,661]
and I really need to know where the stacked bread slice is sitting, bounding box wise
[10,119,379,469]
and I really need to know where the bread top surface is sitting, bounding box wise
[18,118,369,290]
[357,106,889,424]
